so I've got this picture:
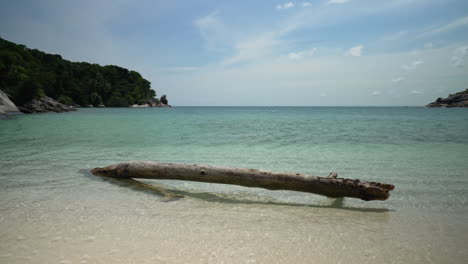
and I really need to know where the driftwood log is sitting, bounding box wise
[91,161,394,201]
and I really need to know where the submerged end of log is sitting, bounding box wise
[91,161,394,201]
[91,165,120,178]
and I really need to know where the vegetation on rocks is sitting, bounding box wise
[427,89,468,107]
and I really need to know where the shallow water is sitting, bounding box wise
[1,107,467,263]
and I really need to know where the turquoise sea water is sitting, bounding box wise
[1,107,468,263]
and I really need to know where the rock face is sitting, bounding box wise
[146,97,171,107]
[1,89,77,116]
[17,96,77,113]
[0,89,20,116]
[427,89,468,107]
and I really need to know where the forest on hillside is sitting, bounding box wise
[0,37,157,107]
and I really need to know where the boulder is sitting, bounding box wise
[130,104,150,108]
[18,96,77,113]
[146,97,171,107]
[146,97,160,107]
[0,89,20,116]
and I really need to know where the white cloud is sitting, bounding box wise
[424,42,433,49]
[220,1,316,66]
[302,2,312,7]
[221,0,436,67]
[193,11,228,50]
[413,58,424,66]
[320,92,327,97]
[159,44,468,106]
[288,48,317,60]
[327,0,350,4]
[276,2,295,10]
[401,58,424,71]
[451,45,468,68]
[222,32,279,65]
[451,58,463,67]
[420,16,468,37]
[348,45,363,57]
[401,64,411,71]
[392,77,405,83]
[411,90,424,95]
[288,52,303,60]
[194,11,218,27]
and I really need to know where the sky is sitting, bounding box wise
[1,0,468,106]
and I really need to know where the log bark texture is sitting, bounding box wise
[91,161,394,201]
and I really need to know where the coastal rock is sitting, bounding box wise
[130,103,150,108]
[145,97,171,107]
[146,97,160,107]
[18,96,77,113]
[427,89,468,107]
[0,89,20,116]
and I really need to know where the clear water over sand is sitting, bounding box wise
[1,107,467,263]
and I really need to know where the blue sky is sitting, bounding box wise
[1,0,468,106]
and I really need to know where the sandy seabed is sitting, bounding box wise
[1,183,467,264]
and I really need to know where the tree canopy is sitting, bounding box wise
[0,37,157,107]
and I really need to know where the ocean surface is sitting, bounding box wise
[1,107,467,263]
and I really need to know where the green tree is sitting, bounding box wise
[15,79,41,105]
[58,95,73,105]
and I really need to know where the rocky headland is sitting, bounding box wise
[1,37,169,113]
[427,89,468,107]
